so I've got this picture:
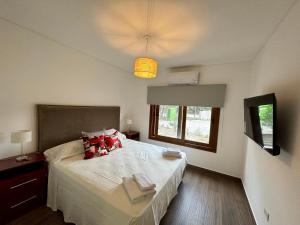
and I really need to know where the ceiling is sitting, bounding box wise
[0,0,295,73]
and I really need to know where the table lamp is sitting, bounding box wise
[126,119,133,132]
[11,130,32,161]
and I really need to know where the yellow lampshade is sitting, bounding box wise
[134,57,157,78]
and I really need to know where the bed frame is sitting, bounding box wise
[37,105,120,152]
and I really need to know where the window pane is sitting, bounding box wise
[185,106,212,143]
[158,105,179,138]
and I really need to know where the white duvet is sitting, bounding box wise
[47,139,187,225]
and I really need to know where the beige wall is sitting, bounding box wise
[131,62,252,178]
[243,1,300,225]
[0,19,135,159]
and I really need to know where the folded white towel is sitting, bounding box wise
[163,149,182,158]
[122,177,156,204]
[165,150,181,155]
[163,152,182,159]
[133,173,156,191]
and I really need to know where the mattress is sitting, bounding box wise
[47,139,187,225]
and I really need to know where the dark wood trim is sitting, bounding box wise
[186,164,240,181]
[148,105,156,138]
[149,135,217,152]
[209,108,220,150]
[181,106,187,140]
[154,105,159,135]
[149,105,220,152]
[177,106,183,138]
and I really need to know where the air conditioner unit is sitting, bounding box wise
[167,71,200,85]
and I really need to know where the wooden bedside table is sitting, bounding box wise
[0,152,48,224]
[122,131,140,141]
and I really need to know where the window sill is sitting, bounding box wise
[149,135,217,153]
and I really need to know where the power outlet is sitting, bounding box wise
[264,208,270,222]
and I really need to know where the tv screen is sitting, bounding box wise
[244,93,280,156]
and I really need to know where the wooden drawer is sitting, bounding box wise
[0,167,47,224]
[0,166,46,187]
[8,175,45,207]
[1,193,44,225]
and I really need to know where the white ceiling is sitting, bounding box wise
[0,0,295,73]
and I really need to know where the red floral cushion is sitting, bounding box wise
[104,131,122,152]
[82,134,108,159]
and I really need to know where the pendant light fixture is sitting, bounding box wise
[134,0,158,78]
[134,57,157,78]
[134,35,157,78]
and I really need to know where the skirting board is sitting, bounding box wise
[186,164,240,181]
[241,179,259,225]
[187,164,257,224]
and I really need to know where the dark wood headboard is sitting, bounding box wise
[37,105,120,152]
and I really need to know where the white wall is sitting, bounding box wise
[0,19,135,159]
[243,1,300,225]
[2,5,299,224]
[131,62,252,178]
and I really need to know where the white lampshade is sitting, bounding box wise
[11,130,32,144]
[126,119,133,125]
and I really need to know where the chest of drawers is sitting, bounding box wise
[122,131,140,141]
[0,153,47,224]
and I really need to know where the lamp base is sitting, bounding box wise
[16,155,30,162]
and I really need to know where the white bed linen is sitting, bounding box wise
[47,139,187,225]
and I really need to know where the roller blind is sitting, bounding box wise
[147,84,226,107]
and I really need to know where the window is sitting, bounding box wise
[157,105,180,138]
[149,105,220,152]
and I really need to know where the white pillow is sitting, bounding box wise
[44,139,84,163]
[104,129,127,140]
[81,130,105,138]
[82,129,126,140]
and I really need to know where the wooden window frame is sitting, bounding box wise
[149,105,220,153]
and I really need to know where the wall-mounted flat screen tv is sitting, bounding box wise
[244,93,280,156]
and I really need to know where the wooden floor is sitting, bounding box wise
[9,166,256,225]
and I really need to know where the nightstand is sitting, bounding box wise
[0,152,48,224]
[122,131,140,141]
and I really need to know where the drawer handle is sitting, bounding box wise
[10,195,37,209]
[10,178,38,189]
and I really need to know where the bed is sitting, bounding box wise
[37,105,187,225]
